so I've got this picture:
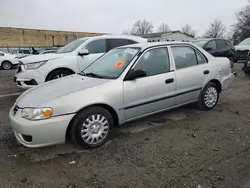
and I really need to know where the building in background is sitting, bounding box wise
[0,27,104,51]
[140,31,194,42]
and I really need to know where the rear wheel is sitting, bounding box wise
[46,69,73,81]
[2,61,12,70]
[198,82,219,111]
[70,107,114,149]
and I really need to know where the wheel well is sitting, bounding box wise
[1,60,12,66]
[209,79,222,93]
[45,68,75,82]
[65,104,119,141]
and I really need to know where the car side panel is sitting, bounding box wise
[43,79,126,125]
[37,55,79,80]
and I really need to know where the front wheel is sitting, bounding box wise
[2,61,12,70]
[198,82,219,111]
[70,107,114,149]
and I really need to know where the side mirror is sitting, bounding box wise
[205,47,212,51]
[78,49,89,56]
[125,69,146,80]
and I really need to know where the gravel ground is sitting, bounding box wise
[0,64,250,188]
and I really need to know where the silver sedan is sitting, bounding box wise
[9,42,234,148]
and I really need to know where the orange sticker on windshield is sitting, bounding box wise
[114,61,125,69]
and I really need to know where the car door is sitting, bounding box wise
[77,39,107,71]
[216,39,231,58]
[204,40,218,56]
[170,45,209,105]
[123,47,176,120]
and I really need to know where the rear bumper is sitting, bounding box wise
[221,73,235,90]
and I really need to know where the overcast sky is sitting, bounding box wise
[0,0,248,36]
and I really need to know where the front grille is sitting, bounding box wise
[16,65,22,73]
[236,50,249,60]
[12,105,19,116]
[17,81,22,86]
[16,61,23,73]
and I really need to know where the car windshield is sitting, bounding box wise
[239,38,250,45]
[80,47,140,79]
[56,39,87,54]
[192,40,209,47]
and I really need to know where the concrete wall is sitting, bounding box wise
[0,27,104,48]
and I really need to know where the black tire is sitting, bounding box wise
[244,70,250,75]
[46,69,73,81]
[2,61,12,70]
[198,82,219,111]
[70,106,114,149]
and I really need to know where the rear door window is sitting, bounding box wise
[205,40,217,50]
[171,46,198,69]
[216,40,229,50]
[85,39,107,54]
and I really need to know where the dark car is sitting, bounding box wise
[242,51,250,75]
[192,38,236,67]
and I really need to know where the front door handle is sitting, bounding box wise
[203,70,209,74]
[165,78,174,84]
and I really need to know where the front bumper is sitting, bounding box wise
[14,66,45,89]
[9,106,75,148]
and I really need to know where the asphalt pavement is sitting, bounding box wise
[0,65,250,188]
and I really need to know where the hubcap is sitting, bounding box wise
[204,87,218,108]
[3,62,11,70]
[53,74,67,79]
[81,114,109,145]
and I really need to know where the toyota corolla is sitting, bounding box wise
[9,42,234,148]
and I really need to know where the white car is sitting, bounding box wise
[234,38,250,61]
[0,51,19,70]
[14,35,147,89]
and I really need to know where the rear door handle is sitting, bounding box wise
[203,70,209,74]
[165,78,174,84]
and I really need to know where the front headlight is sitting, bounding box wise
[21,108,52,120]
[24,60,48,70]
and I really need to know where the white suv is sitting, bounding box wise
[14,35,147,89]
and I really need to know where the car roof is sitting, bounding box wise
[193,38,229,42]
[78,35,147,43]
[117,41,197,51]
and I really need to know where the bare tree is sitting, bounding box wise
[122,29,131,35]
[157,23,170,32]
[130,19,154,35]
[233,3,250,44]
[204,19,227,38]
[181,24,196,37]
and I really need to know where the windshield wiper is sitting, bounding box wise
[79,72,108,79]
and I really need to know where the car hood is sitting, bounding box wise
[19,53,66,64]
[16,74,110,107]
[235,45,250,51]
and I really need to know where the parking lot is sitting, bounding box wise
[0,64,249,188]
